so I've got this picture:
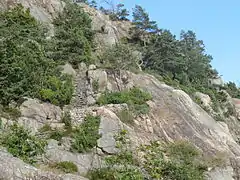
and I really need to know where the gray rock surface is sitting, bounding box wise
[0,0,65,23]
[195,91,212,107]
[80,3,132,47]
[88,69,108,92]
[0,147,88,180]
[59,63,76,77]
[18,98,62,133]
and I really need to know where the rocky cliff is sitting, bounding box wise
[1,1,240,180]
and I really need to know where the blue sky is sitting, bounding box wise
[99,0,240,84]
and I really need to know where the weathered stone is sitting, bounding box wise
[18,98,62,133]
[0,147,88,180]
[80,3,132,47]
[205,166,234,180]
[50,123,65,130]
[0,0,65,23]
[88,64,96,70]
[88,69,108,92]
[194,92,212,107]
[87,95,96,105]
[209,77,225,87]
[59,63,76,77]
[46,146,101,176]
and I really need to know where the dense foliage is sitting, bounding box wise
[0,2,94,107]
[51,161,78,173]
[88,130,207,180]
[99,43,141,72]
[0,124,47,164]
[49,2,94,67]
[0,5,55,105]
[71,115,101,153]
[97,87,152,115]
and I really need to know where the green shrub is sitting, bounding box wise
[39,124,68,142]
[61,111,72,129]
[39,75,73,107]
[71,115,101,153]
[39,124,52,133]
[0,124,46,164]
[52,161,78,173]
[97,87,152,115]
[140,141,206,180]
[214,114,225,121]
[99,43,140,72]
[92,80,99,92]
[89,130,208,180]
[117,109,134,125]
[1,106,21,119]
[88,130,144,180]
[49,130,65,141]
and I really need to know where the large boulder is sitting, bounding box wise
[81,3,132,47]
[194,91,212,107]
[0,147,88,180]
[18,98,62,133]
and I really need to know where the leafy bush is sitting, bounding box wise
[0,124,46,164]
[92,79,99,92]
[61,111,72,129]
[39,124,67,142]
[140,141,206,180]
[39,75,73,107]
[99,43,141,72]
[49,130,65,141]
[97,87,152,115]
[51,161,78,173]
[71,115,101,153]
[117,109,134,125]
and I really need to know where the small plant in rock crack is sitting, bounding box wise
[117,109,134,125]
[92,79,99,93]
[71,115,101,153]
[61,111,72,129]
[50,161,78,173]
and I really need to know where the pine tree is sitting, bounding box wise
[131,5,159,45]
[132,5,158,33]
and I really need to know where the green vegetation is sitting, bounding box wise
[88,130,143,180]
[117,109,134,125]
[0,106,21,120]
[89,131,207,180]
[99,43,140,72]
[39,75,74,107]
[61,111,72,129]
[92,79,99,92]
[71,115,101,153]
[97,87,152,115]
[0,124,46,164]
[0,2,94,109]
[51,161,78,173]
[49,2,94,67]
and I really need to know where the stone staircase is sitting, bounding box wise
[71,64,88,108]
